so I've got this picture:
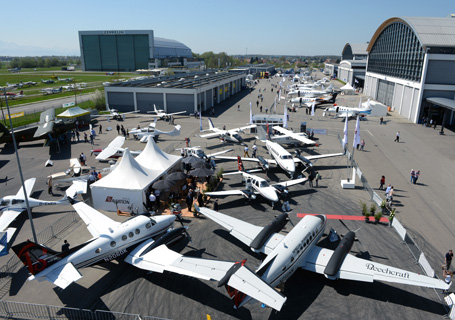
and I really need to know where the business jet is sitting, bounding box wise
[129,118,181,142]
[200,118,257,145]
[289,92,338,107]
[91,136,142,161]
[147,104,187,120]
[205,158,307,207]
[323,103,372,118]
[92,107,140,121]
[188,207,450,311]
[13,202,183,289]
[288,84,334,97]
[0,178,77,243]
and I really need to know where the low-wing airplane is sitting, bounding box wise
[146,104,187,120]
[0,178,75,243]
[258,126,316,146]
[323,103,372,118]
[91,136,142,161]
[12,201,182,289]
[288,83,334,97]
[58,77,73,82]
[40,87,62,95]
[200,118,257,145]
[3,91,24,99]
[205,157,307,207]
[289,92,338,108]
[129,118,182,142]
[22,81,37,86]
[47,158,112,185]
[182,146,232,159]
[191,207,450,311]
[41,79,55,84]
[92,107,140,121]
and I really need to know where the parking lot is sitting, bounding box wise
[0,74,452,319]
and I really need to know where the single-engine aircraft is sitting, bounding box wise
[200,118,256,145]
[181,146,233,159]
[92,107,140,121]
[146,104,187,120]
[129,118,182,142]
[91,136,142,161]
[255,125,316,146]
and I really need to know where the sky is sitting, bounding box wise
[1,0,454,57]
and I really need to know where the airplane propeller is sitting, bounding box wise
[175,213,192,242]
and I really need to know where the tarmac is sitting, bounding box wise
[0,72,454,319]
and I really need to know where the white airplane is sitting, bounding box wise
[181,146,233,159]
[47,158,113,185]
[40,87,62,95]
[0,178,75,242]
[13,202,181,289]
[289,92,338,107]
[91,136,141,161]
[323,103,372,118]
[191,207,450,311]
[257,126,316,146]
[129,118,181,142]
[200,118,257,145]
[92,107,140,121]
[58,77,73,82]
[147,104,187,120]
[288,84,334,97]
[205,159,307,207]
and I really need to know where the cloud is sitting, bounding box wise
[0,40,79,56]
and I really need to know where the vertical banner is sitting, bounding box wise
[199,111,203,132]
[342,114,348,149]
[353,115,361,148]
[283,103,288,128]
[311,100,315,116]
[249,102,253,124]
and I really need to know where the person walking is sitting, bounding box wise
[260,106,263,112]
[380,117,384,125]
[394,131,400,142]
[379,175,385,190]
[414,170,420,184]
[385,184,392,197]
[99,124,102,134]
[252,144,257,158]
[61,240,70,252]
[410,169,415,183]
[90,133,94,145]
[446,250,454,270]
[116,124,120,135]
[244,146,250,157]
[47,176,53,195]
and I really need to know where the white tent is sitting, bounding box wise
[57,106,90,118]
[90,148,161,212]
[340,83,355,95]
[135,137,181,171]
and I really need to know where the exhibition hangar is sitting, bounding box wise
[104,72,246,115]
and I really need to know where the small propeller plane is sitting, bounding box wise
[92,107,140,121]
[323,103,372,118]
[205,157,307,207]
[40,87,62,95]
[181,146,233,159]
[255,125,316,146]
[91,136,142,161]
[146,104,187,120]
[0,178,76,243]
[129,118,181,142]
[200,118,256,145]
[41,79,55,84]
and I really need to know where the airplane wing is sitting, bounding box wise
[154,125,181,137]
[198,207,263,248]
[168,111,187,116]
[205,190,257,198]
[228,124,257,134]
[95,136,125,160]
[272,177,308,188]
[126,243,286,311]
[303,152,345,161]
[0,209,23,233]
[206,149,233,158]
[272,126,316,145]
[72,202,120,238]
[33,108,56,138]
[16,177,36,199]
[199,132,221,139]
[39,262,83,290]
[65,180,88,198]
[69,158,81,168]
[213,156,277,165]
[301,246,450,290]
[122,110,140,116]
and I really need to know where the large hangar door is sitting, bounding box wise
[377,80,394,107]
[107,92,134,112]
[166,94,194,114]
[401,86,413,118]
[136,93,164,113]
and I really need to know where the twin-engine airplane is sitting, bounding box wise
[200,118,256,145]
[205,157,307,207]
[0,178,77,243]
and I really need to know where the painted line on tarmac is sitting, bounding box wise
[366,129,373,136]
[297,213,389,222]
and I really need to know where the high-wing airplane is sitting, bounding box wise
[323,103,372,118]
[191,207,450,311]
[0,178,75,243]
[92,107,140,121]
[91,136,142,161]
[40,87,62,95]
[32,108,76,144]
[205,158,307,207]
[13,202,181,289]
[41,79,55,84]
[146,104,187,120]
[129,118,181,142]
[200,118,257,144]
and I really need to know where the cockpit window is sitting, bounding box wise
[260,181,269,188]
[12,199,25,205]
[0,199,7,206]
[281,155,292,160]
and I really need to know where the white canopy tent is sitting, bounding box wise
[57,106,90,118]
[340,83,355,95]
[91,148,161,213]
[135,137,181,171]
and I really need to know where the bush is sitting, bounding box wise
[91,89,106,112]
[369,204,377,215]
[360,201,368,215]
[374,212,383,221]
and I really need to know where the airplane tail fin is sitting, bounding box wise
[12,241,67,275]
[208,118,215,130]
[328,92,338,103]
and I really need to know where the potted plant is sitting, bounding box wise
[369,203,376,216]
[360,201,368,216]
[364,211,371,222]
[374,211,383,223]
[380,200,387,215]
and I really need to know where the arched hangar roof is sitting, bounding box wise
[342,43,368,56]
[367,17,455,52]
[154,37,192,58]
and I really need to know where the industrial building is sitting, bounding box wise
[337,43,368,88]
[78,30,193,72]
[104,72,246,115]
[364,17,455,127]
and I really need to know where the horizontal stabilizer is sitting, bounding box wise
[43,263,82,289]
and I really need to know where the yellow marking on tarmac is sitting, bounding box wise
[207,315,211,320]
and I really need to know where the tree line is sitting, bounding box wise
[8,56,81,69]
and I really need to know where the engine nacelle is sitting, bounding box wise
[250,213,289,250]
[324,231,355,278]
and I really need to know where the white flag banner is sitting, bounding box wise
[358,99,362,109]
[199,111,203,132]
[249,102,253,124]
[274,96,277,113]
[353,115,361,148]
[311,100,315,116]
[342,114,348,148]
[283,103,288,128]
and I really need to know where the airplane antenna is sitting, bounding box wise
[3,89,38,243]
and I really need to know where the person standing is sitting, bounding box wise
[237,104,240,111]
[83,132,88,143]
[252,144,257,158]
[394,131,400,142]
[81,153,86,166]
[90,133,94,145]
[315,172,321,187]
[154,189,161,209]
[61,240,70,252]
[197,192,204,207]
[380,117,384,125]
[148,192,156,211]
[260,106,263,112]
[446,250,454,270]
[414,170,420,184]
[213,199,219,211]
[116,124,120,135]
[47,176,53,195]
[244,146,250,157]
[379,175,385,190]
[308,171,314,188]
[360,139,365,151]
[186,189,194,211]
[99,124,102,134]
[75,130,80,142]
[410,169,415,183]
